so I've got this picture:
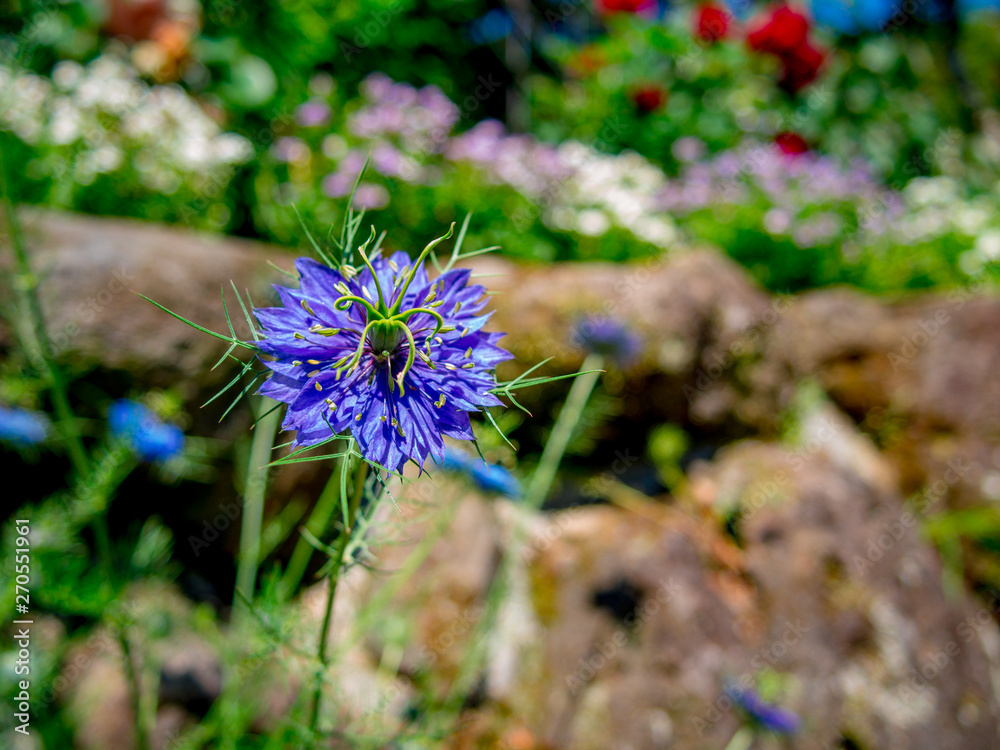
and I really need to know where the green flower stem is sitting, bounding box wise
[521,352,604,511]
[118,626,150,750]
[437,354,604,726]
[723,726,755,750]
[342,486,462,653]
[234,396,282,615]
[0,141,90,480]
[309,452,368,734]
[280,462,344,599]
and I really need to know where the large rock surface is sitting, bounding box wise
[356,406,1000,750]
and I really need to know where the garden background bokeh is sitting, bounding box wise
[5,1,1000,748]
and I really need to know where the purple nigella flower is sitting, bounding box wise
[109,400,184,462]
[253,233,514,472]
[0,405,49,446]
[572,316,641,366]
[725,684,800,734]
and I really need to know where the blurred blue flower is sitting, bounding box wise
[572,316,641,366]
[0,405,49,446]
[440,446,521,498]
[109,400,184,462]
[810,0,901,32]
[468,9,514,45]
[725,684,800,734]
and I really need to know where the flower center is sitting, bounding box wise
[368,319,405,355]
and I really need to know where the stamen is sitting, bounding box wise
[388,259,399,272]
[308,370,321,377]
[300,299,316,316]
[294,333,305,339]
[430,300,444,308]
[461,327,470,337]
[315,382,323,391]
[362,285,374,302]
[356,413,362,421]
[424,290,437,304]
[307,359,320,364]
[434,394,446,408]
[464,347,472,358]
[444,363,457,371]
[324,398,337,410]
[462,363,475,369]
[453,301,462,314]
[292,360,302,366]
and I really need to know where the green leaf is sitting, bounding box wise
[136,293,260,352]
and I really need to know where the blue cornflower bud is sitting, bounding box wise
[724,684,800,734]
[109,400,185,462]
[252,230,514,473]
[440,446,521,498]
[572,315,641,367]
[0,405,50,446]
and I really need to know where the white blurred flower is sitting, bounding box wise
[974,230,1000,260]
[576,209,611,236]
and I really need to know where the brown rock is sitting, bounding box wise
[355,408,1000,750]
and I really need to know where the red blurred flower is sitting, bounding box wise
[103,0,168,41]
[695,3,731,43]
[597,0,658,15]
[775,131,809,155]
[746,4,824,93]
[631,85,667,113]
[780,42,824,92]
[747,6,809,54]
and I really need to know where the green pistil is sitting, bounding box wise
[395,323,419,396]
[355,226,390,316]
[333,294,381,320]
[387,223,455,316]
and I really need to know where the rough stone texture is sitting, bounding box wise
[0,209,279,388]
[358,406,1000,750]
[57,584,223,750]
